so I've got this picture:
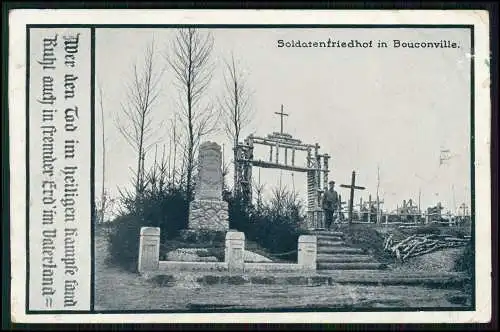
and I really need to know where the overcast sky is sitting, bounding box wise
[95,27,471,215]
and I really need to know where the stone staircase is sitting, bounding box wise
[312,230,387,271]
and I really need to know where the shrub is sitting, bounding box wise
[107,143,191,272]
[226,187,304,262]
[106,213,144,271]
[453,241,474,275]
[178,229,226,244]
[107,186,189,270]
[453,241,474,298]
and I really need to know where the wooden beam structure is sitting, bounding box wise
[234,108,331,230]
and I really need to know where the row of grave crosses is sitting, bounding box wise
[244,105,474,226]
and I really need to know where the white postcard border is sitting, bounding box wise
[9,9,492,324]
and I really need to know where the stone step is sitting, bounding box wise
[317,239,345,246]
[317,254,374,263]
[311,231,344,237]
[317,262,387,270]
[317,237,344,243]
[315,233,345,241]
[317,246,365,254]
[150,271,469,288]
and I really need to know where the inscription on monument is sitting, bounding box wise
[196,142,222,200]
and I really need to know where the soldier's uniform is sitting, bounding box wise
[322,186,339,229]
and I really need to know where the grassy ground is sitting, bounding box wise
[95,228,472,311]
[335,223,471,271]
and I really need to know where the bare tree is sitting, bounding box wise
[98,83,106,223]
[168,28,218,199]
[162,114,189,189]
[219,53,253,195]
[116,38,164,198]
[253,181,266,212]
[166,117,175,186]
[221,143,231,192]
[145,144,169,197]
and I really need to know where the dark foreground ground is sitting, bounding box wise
[95,231,472,311]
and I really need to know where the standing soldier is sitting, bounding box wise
[322,180,339,229]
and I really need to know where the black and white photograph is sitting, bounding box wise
[8,9,493,324]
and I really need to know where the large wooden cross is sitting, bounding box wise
[340,170,366,224]
[274,104,289,134]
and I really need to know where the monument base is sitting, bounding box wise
[179,229,226,244]
[188,199,229,231]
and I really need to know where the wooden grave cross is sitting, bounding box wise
[376,195,385,223]
[365,194,384,223]
[459,203,468,217]
[337,196,348,222]
[367,194,374,223]
[340,170,366,224]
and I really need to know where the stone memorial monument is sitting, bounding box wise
[188,141,229,231]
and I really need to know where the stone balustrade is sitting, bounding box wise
[138,228,317,274]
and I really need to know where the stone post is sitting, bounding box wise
[298,235,317,270]
[225,231,245,272]
[138,227,160,273]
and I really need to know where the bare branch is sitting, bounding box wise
[115,38,164,198]
[167,28,216,197]
[219,52,254,195]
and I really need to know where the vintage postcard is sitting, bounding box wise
[8,9,492,324]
